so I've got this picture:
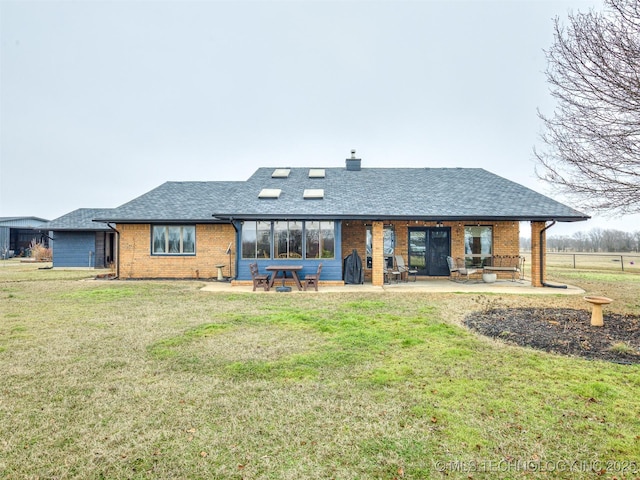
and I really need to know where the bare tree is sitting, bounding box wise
[535,0,640,214]
[589,228,604,252]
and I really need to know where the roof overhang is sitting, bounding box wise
[212,213,590,222]
[93,218,231,224]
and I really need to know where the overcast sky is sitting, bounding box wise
[2,0,637,237]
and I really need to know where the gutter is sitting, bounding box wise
[540,221,567,289]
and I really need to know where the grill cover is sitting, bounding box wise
[343,249,364,284]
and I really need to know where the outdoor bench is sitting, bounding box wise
[483,255,525,281]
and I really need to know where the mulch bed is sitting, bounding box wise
[464,308,640,364]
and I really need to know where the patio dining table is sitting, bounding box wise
[266,265,304,291]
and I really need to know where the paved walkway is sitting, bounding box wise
[200,278,585,295]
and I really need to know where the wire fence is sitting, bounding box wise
[543,252,640,273]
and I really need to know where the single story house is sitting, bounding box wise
[93,153,589,287]
[40,208,116,268]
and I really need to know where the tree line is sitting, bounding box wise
[520,228,640,253]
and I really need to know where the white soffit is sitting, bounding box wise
[308,168,325,178]
[258,188,282,199]
[303,189,324,199]
[271,168,291,178]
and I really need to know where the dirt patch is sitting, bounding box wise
[465,308,640,364]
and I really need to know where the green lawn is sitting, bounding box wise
[1,262,639,479]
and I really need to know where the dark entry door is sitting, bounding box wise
[408,228,451,276]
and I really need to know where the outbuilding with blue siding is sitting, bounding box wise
[41,209,115,268]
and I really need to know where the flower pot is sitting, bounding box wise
[482,273,497,283]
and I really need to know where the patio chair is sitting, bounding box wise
[455,257,479,282]
[382,264,401,283]
[447,256,478,282]
[446,256,460,281]
[249,263,270,291]
[303,263,322,291]
[395,255,418,282]
[389,264,402,283]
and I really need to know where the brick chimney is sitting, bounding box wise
[345,149,361,171]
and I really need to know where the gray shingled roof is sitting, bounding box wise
[94,167,588,223]
[42,209,114,231]
[94,182,244,223]
[213,167,589,222]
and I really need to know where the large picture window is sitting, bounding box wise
[305,221,335,259]
[241,221,335,259]
[464,226,492,267]
[274,221,303,258]
[152,225,195,255]
[241,221,271,259]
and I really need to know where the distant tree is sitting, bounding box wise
[535,0,640,214]
[633,230,640,251]
[589,228,604,252]
[572,231,588,251]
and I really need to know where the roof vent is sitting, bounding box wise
[303,189,324,199]
[346,149,361,171]
[308,168,325,178]
[258,188,282,199]
[271,168,291,178]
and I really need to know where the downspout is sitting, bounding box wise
[229,218,239,280]
[107,223,119,279]
[540,220,567,289]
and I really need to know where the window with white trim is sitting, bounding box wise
[464,225,492,267]
[152,226,195,255]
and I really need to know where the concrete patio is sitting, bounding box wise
[200,278,585,295]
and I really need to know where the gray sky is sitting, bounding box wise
[2,0,636,237]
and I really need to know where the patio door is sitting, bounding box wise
[408,228,451,276]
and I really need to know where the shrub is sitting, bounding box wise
[29,241,52,262]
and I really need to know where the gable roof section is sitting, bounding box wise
[212,167,588,222]
[93,167,588,224]
[42,208,114,231]
[95,181,244,223]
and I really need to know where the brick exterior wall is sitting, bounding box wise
[530,221,546,287]
[116,220,526,283]
[371,222,384,286]
[117,223,236,279]
[341,220,522,283]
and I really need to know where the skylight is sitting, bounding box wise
[303,189,324,199]
[308,169,325,178]
[271,168,291,178]
[258,188,282,199]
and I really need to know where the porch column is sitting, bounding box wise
[530,221,546,287]
[371,221,384,287]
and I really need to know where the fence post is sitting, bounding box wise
[621,255,624,272]
[573,254,576,269]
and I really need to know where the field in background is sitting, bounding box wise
[546,252,640,273]
[519,252,640,278]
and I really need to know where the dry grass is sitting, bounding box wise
[1,262,639,479]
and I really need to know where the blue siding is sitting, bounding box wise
[52,231,97,267]
[236,221,344,282]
